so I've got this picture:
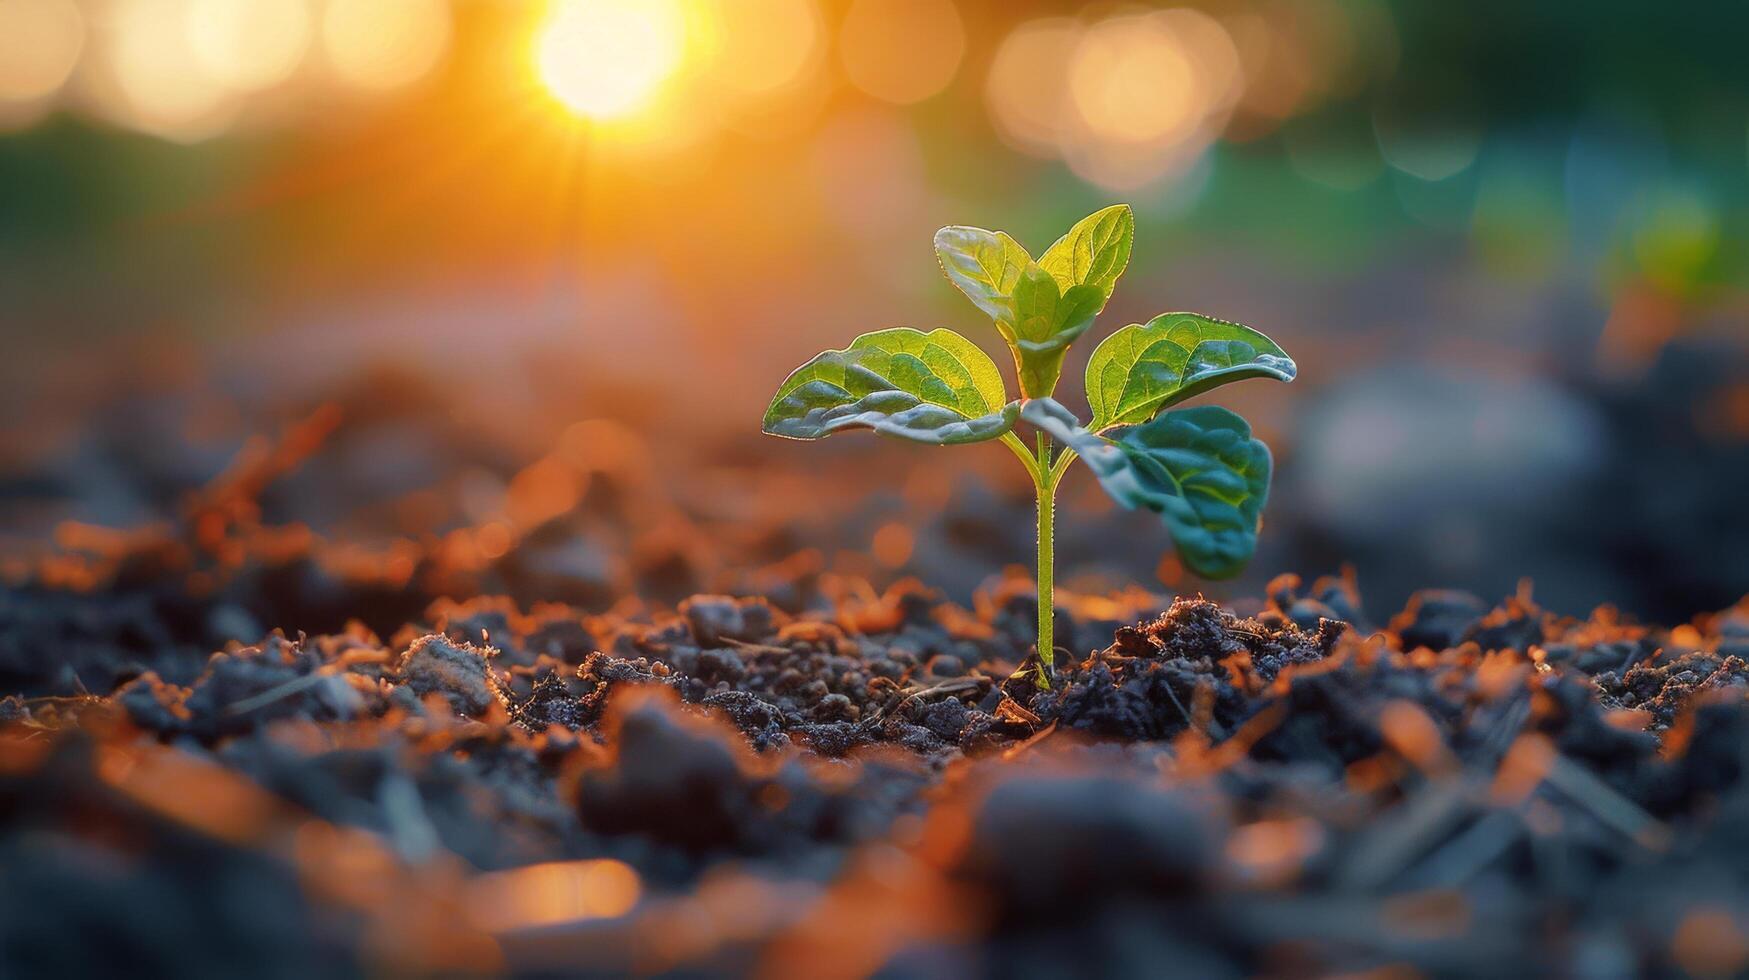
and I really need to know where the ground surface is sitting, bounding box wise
[2,342,1748,978]
[5,491,1749,978]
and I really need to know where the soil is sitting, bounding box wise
[6,471,1749,980]
[3,367,1749,978]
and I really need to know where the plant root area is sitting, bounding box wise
[8,515,1749,979]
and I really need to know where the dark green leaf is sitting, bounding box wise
[1022,398,1272,578]
[1084,313,1296,430]
[764,328,1017,445]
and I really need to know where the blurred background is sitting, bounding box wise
[2,0,1747,629]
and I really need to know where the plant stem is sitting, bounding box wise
[1048,447,1078,486]
[999,429,1064,687]
[1034,431,1055,687]
[1000,431,1043,485]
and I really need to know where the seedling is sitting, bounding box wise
[762,205,1296,686]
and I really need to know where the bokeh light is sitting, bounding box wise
[1069,14,1199,146]
[840,0,965,105]
[95,0,240,142]
[1372,76,1483,182]
[537,0,687,121]
[323,0,452,94]
[982,9,1252,191]
[1631,186,1721,294]
[465,859,642,931]
[185,0,312,94]
[984,18,1082,158]
[1054,10,1244,191]
[699,0,822,101]
[1226,4,1317,133]
[0,0,83,129]
[1159,7,1245,116]
[1285,114,1385,190]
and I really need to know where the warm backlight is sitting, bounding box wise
[323,0,451,93]
[536,0,686,121]
[0,0,83,109]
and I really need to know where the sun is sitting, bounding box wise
[535,0,686,121]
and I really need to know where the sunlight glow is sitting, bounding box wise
[840,0,964,105]
[186,0,311,93]
[0,0,83,105]
[536,0,686,121]
[1054,10,1245,191]
[701,0,821,99]
[102,0,239,142]
[984,18,1082,157]
[1068,14,1199,146]
[323,0,451,93]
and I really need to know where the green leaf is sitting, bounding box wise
[935,206,1132,400]
[933,225,1031,324]
[1084,313,1297,430]
[1009,266,1105,398]
[1038,204,1133,301]
[764,328,1018,445]
[1022,398,1272,579]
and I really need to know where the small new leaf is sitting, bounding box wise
[763,327,1018,445]
[933,225,1031,325]
[1022,398,1272,579]
[1085,313,1296,430]
[1037,204,1133,301]
[1009,266,1104,398]
[935,206,1132,400]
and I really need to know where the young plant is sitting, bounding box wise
[762,205,1296,685]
